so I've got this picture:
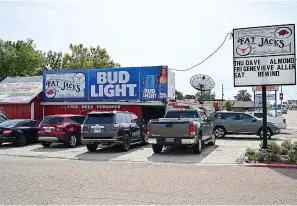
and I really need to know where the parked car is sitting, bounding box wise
[38,114,86,148]
[248,112,287,129]
[0,114,7,123]
[147,109,215,154]
[208,112,280,139]
[81,111,148,152]
[0,119,40,146]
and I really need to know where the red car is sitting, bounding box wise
[38,114,85,148]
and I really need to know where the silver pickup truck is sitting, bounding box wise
[147,109,215,154]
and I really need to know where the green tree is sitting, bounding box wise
[62,44,120,70]
[195,91,216,100]
[224,101,233,111]
[0,39,44,80]
[184,94,196,99]
[234,90,252,101]
[44,50,64,71]
[175,90,184,100]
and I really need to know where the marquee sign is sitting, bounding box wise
[233,24,296,87]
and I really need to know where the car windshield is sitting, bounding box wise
[85,113,115,124]
[0,120,22,127]
[41,117,64,124]
[165,110,200,118]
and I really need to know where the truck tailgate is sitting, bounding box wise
[150,119,190,137]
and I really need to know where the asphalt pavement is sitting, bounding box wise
[0,111,297,204]
[0,155,297,205]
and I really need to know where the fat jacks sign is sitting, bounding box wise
[233,24,296,87]
[44,72,86,99]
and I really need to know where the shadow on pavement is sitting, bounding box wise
[0,142,38,150]
[270,168,297,180]
[219,136,284,141]
[31,143,85,153]
[147,144,219,164]
[75,144,148,161]
[280,132,292,135]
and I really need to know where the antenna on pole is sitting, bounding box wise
[190,74,215,103]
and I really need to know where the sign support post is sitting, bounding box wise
[253,91,256,111]
[275,90,277,117]
[281,86,283,116]
[262,86,268,149]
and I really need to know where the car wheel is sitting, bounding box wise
[208,133,216,146]
[86,143,98,152]
[193,135,202,154]
[121,134,131,152]
[40,141,52,147]
[141,132,148,145]
[152,144,163,153]
[14,135,27,147]
[214,127,226,138]
[259,127,272,139]
[67,135,77,148]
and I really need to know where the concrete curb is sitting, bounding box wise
[243,163,297,169]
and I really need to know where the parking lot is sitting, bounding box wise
[0,111,296,165]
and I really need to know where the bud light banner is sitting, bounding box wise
[43,66,174,101]
[88,67,140,100]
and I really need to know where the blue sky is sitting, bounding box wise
[0,0,297,101]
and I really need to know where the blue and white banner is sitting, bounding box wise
[43,66,175,101]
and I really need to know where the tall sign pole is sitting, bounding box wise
[275,90,277,117]
[233,24,296,150]
[262,86,268,149]
[253,90,256,111]
[281,86,283,116]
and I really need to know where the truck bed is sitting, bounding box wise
[149,118,194,138]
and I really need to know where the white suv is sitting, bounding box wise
[248,112,287,129]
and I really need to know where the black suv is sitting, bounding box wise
[81,111,148,152]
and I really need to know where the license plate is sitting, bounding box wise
[45,128,51,132]
[166,138,174,142]
[94,128,101,133]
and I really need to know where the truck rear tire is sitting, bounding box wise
[152,144,163,153]
[193,135,202,154]
[86,143,98,152]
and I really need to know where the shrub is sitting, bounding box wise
[246,140,297,164]
[281,139,292,150]
[245,148,256,161]
[280,147,289,155]
[264,153,280,164]
[288,141,297,164]
[255,151,266,163]
[292,141,297,151]
[267,141,281,154]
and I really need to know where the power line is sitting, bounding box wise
[169,32,232,72]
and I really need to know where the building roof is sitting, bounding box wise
[0,76,42,104]
[233,101,254,108]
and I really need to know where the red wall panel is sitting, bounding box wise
[0,104,31,119]
[44,104,142,118]
[33,93,43,121]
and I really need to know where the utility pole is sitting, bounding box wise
[221,84,224,110]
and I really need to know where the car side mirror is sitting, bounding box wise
[252,118,257,122]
